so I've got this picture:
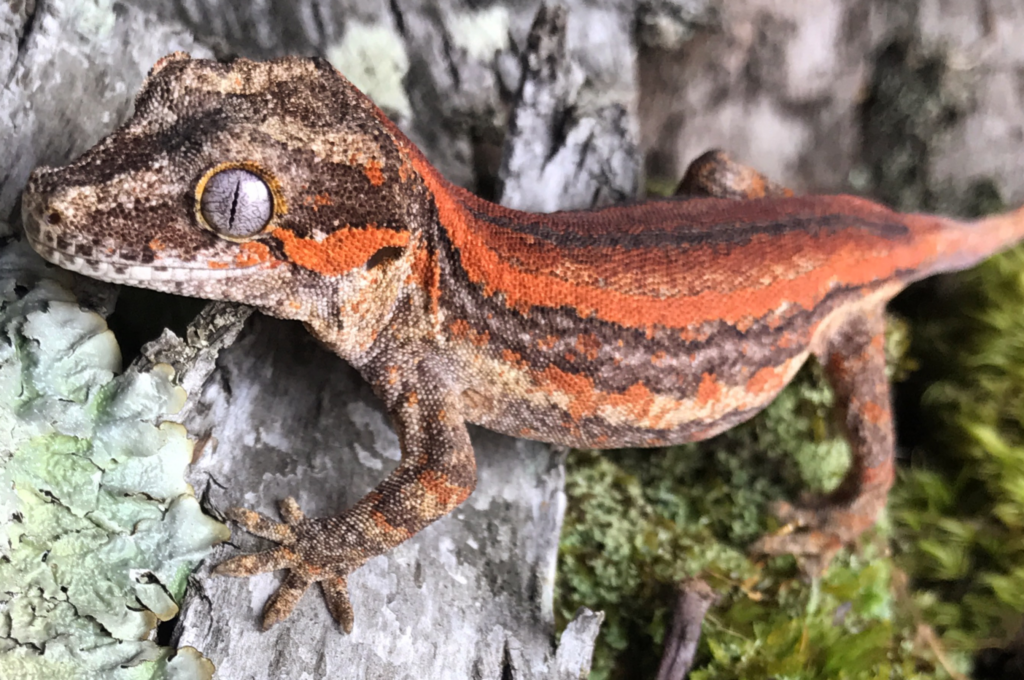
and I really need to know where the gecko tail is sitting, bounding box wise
[910,204,1024,279]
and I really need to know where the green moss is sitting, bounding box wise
[562,28,1024,678]
[891,242,1024,661]
[555,321,981,679]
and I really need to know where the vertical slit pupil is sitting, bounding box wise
[229,179,241,228]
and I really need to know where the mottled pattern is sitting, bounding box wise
[20,53,1024,631]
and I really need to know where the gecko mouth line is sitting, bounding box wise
[28,238,259,283]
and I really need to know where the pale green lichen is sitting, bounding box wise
[447,6,510,62]
[0,241,225,679]
[326,21,412,120]
[69,0,117,41]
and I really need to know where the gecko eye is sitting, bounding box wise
[198,168,273,238]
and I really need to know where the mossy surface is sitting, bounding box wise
[557,345,971,680]
[891,242,1024,671]
[557,29,1024,679]
[556,183,1023,680]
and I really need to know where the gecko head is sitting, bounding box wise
[23,53,430,345]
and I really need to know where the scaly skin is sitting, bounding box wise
[20,53,1024,631]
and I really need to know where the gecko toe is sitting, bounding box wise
[322,576,355,633]
[279,496,305,524]
[225,506,297,543]
[213,545,300,577]
[751,529,842,577]
[262,570,313,630]
[752,494,885,576]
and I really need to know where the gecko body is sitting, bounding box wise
[21,53,1024,631]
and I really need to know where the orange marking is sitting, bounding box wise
[776,332,798,349]
[604,382,656,421]
[746,365,786,396]
[565,352,576,362]
[448,318,489,346]
[678,327,709,342]
[418,470,472,509]
[148,238,166,251]
[537,335,559,350]
[696,372,721,406]
[273,224,409,276]
[409,243,441,319]
[861,460,895,488]
[575,334,601,361]
[861,401,890,425]
[207,261,230,269]
[538,364,596,420]
[235,241,275,267]
[406,149,942,330]
[497,348,524,368]
[303,193,333,211]
[449,319,471,337]
[371,510,412,539]
[538,366,674,428]
[364,159,385,186]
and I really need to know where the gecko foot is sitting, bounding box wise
[213,497,356,632]
[751,488,887,576]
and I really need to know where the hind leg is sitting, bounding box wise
[753,310,895,573]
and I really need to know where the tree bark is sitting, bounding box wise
[1,0,670,676]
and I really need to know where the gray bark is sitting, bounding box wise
[1,0,671,677]
[654,580,718,680]
[158,5,635,676]
[641,0,1024,206]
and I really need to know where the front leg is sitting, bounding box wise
[214,355,475,631]
[675,149,793,200]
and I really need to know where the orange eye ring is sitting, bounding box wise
[194,161,288,242]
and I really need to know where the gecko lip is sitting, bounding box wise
[28,237,257,283]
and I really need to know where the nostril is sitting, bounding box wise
[45,210,61,226]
